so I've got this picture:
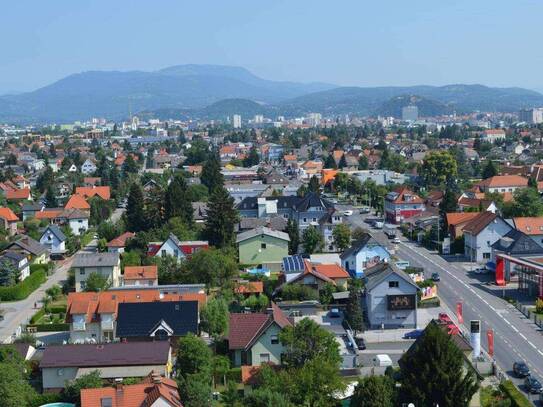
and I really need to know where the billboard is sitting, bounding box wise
[387,294,416,310]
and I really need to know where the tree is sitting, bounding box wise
[45,185,57,207]
[308,175,320,194]
[165,175,193,225]
[351,375,395,407]
[332,223,351,251]
[338,154,347,169]
[243,388,291,407]
[358,155,369,170]
[45,284,62,301]
[481,160,498,179]
[144,184,165,230]
[176,333,212,380]
[399,322,479,407]
[204,186,239,248]
[345,279,364,334]
[302,226,323,254]
[201,153,224,193]
[420,151,458,187]
[528,176,538,189]
[122,154,138,175]
[0,259,18,286]
[0,356,37,407]
[184,248,238,290]
[439,187,458,215]
[63,370,103,405]
[84,272,111,292]
[89,196,113,226]
[285,219,299,255]
[243,146,260,167]
[126,183,145,232]
[352,226,369,241]
[200,298,229,342]
[504,187,543,217]
[324,154,336,169]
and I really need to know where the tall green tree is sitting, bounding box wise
[345,279,364,334]
[0,259,18,286]
[504,187,543,217]
[338,154,347,169]
[184,248,238,291]
[351,375,395,407]
[122,154,138,176]
[302,226,323,254]
[165,175,193,225]
[126,183,146,232]
[144,184,165,230]
[332,223,351,252]
[399,322,479,407]
[324,154,337,169]
[0,347,38,407]
[204,186,238,248]
[243,146,260,167]
[200,297,229,342]
[201,153,224,193]
[439,188,458,215]
[358,155,369,170]
[285,219,300,255]
[481,160,498,179]
[63,370,103,405]
[308,175,320,194]
[420,151,458,187]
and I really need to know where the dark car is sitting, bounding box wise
[329,308,341,318]
[431,273,440,282]
[525,376,543,394]
[355,337,366,350]
[403,329,424,339]
[513,361,530,377]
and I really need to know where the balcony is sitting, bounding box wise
[101,320,114,331]
[72,322,86,331]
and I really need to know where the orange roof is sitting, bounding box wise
[6,188,30,200]
[123,265,158,281]
[311,263,350,279]
[234,281,264,294]
[332,150,344,162]
[107,232,135,248]
[283,154,297,161]
[35,209,63,220]
[81,372,182,407]
[321,169,339,185]
[512,217,543,235]
[220,145,236,155]
[484,129,506,134]
[445,212,480,226]
[65,194,91,210]
[76,186,111,200]
[0,207,19,222]
[477,175,528,188]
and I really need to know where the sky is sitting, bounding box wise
[1,0,543,94]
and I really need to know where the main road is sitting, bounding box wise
[346,212,543,405]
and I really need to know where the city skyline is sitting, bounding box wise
[1,0,543,95]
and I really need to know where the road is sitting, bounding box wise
[345,211,543,404]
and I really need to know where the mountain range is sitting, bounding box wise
[1,64,543,123]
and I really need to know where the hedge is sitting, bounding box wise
[30,263,50,275]
[29,393,62,407]
[0,270,46,301]
[48,305,68,314]
[226,367,242,383]
[27,322,70,332]
[29,308,46,324]
[499,380,532,407]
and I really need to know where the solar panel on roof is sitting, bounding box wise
[282,255,304,273]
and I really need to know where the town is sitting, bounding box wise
[0,105,543,407]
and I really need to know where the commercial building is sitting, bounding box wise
[519,108,543,124]
[402,105,418,121]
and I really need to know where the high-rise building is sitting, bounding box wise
[306,112,322,126]
[402,105,418,121]
[233,114,242,129]
[519,108,543,124]
[254,115,264,124]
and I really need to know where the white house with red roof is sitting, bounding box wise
[384,187,425,224]
[148,233,208,261]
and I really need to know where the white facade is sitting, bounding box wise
[69,217,89,236]
[464,218,512,263]
[233,115,242,129]
[81,159,97,175]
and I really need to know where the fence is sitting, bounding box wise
[515,302,543,330]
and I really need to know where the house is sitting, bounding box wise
[62,208,90,235]
[115,301,199,342]
[64,194,91,210]
[39,225,67,257]
[473,175,528,194]
[319,210,345,252]
[80,158,97,175]
[66,289,206,343]
[463,212,513,263]
[0,251,30,282]
[276,259,348,293]
[72,252,121,292]
[0,343,36,361]
[236,227,289,269]
[123,265,158,286]
[234,281,264,297]
[75,186,111,200]
[510,217,543,247]
[491,229,543,265]
[445,212,481,240]
[106,231,135,253]
[4,235,48,264]
[40,341,172,391]
[341,233,391,278]
[6,187,32,202]
[481,129,506,143]
[148,234,208,261]
[81,371,182,407]
[364,262,420,329]
[457,196,498,213]
[384,187,425,224]
[228,303,292,366]
[21,202,44,221]
[0,207,19,236]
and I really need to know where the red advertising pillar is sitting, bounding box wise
[495,256,505,286]
[456,302,463,324]
[487,329,494,357]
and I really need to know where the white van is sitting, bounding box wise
[373,354,393,367]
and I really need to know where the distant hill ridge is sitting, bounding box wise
[0,64,542,123]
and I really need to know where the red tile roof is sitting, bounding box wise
[0,207,19,222]
[107,232,135,248]
[65,194,91,210]
[445,212,480,226]
[386,187,424,204]
[234,281,264,294]
[311,263,350,279]
[6,188,31,200]
[462,211,498,235]
[123,265,158,281]
[477,175,528,188]
[512,217,543,235]
[35,209,63,220]
[76,186,111,200]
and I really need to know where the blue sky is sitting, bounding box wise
[1,0,543,94]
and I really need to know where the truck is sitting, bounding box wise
[384,225,397,239]
[373,354,393,367]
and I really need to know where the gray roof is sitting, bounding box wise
[7,235,47,256]
[239,216,288,232]
[364,262,420,292]
[340,233,387,260]
[236,226,290,244]
[41,225,66,242]
[72,252,119,268]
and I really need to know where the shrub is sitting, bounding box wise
[499,380,532,407]
[0,270,46,301]
[536,298,543,314]
[30,263,48,274]
[29,393,62,407]
[26,322,70,332]
[29,308,46,324]
[226,367,242,383]
[279,284,319,301]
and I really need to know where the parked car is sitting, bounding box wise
[354,337,366,350]
[513,361,530,377]
[431,272,440,282]
[343,210,353,216]
[329,308,341,318]
[474,268,487,274]
[392,237,401,244]
[525,376,542,393]
[359,207,370,214]
[403,329,424,339]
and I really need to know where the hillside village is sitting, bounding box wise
[1,114,543,406]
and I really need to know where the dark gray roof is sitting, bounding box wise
[40,341,170,368]
[237,196,300,211]
[364,262,420,292]
[41,225,66,242]
[72,252,119,268]
[239,216,288,231]
[295,192,333,212]
[22,202,44,212]
[116,301,198,338]
[340,233,386,260]
[491,229,543,255]
[0,251,26,263]
[6,235,47,256]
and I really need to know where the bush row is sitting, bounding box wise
[26,322,70,332]
[29,308,46,324]
[499,380,532,407]
[0,270,46,301]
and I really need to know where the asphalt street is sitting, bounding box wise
[345,211,543,405]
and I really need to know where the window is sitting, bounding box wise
[79,269,85,275]
[486,241,490,247]
[57,368,64,376]
[389,281,399,288]
[174,249,179,257]
[303,218,307,223]
[483,253,490,259]
[271,335,279,344]
[260,353,270,363]
[261,243,267,249]
[101,398,113,407]
[312,217,317,222]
